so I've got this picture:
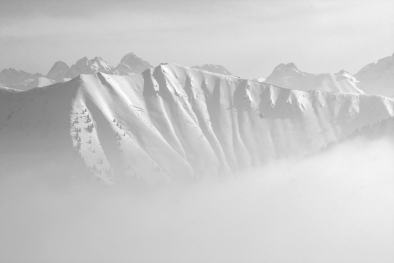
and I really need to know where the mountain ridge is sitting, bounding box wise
[1,63,393,186]
[264,52,394,97]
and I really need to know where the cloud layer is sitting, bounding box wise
[1,137,393,263]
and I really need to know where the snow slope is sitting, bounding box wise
[1,64,393,186]
[355,53,394,97]
[192,64,232,75]
[265,63,364,94]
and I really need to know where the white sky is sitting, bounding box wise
[0,0,393,79]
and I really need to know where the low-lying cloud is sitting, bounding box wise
[1,137,394,263]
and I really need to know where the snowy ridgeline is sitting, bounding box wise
[264,53,394,97]
[0,63,394,186]
[0,52,153,91]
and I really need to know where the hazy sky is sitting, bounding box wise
[0,0,393,79]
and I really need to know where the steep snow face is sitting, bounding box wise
[65,57,119,79]
[1,64,393,186]
[191,64,232,75]
[265,63,364,94]
[116,52,152,75]
[46,61,70,82]
[355,53,394,97]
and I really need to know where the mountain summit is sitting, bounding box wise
[116,52,152,75]
[66,57,119,79]
[46,61,70,82]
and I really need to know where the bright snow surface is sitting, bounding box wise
[1,63,394,185]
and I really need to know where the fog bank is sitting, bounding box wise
[1,138,394,263]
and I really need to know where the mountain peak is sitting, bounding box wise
[117,52,152,75]
[46,61,70,81]
[54,61,68,66]
[286,62,297,69]
[120,52,139,61]
[66,56,118,79]
[337,69,349,75]
[79,57,89,61]
[273,62,298,72]
[335,69,359,83]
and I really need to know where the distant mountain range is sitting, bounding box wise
[0,52,153,90]
[1,52,393,98]
[264,53,394,97]
[264,63,364,95]
[354,53,394,97]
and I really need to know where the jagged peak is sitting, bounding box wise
[74,57,89,65]
[335,70,359,83]
[92,56,106,62]
[286,62,297,69]
[49,61,69,70]
[121,52,139,61]
[119,52,151,65]
[337,69,349,75]
[72,56,114,68]
[54,60,68,66]
[116,52,152,75]
[273,62,298,71]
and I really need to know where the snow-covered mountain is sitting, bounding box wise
[65,57,119,79]
[191,64,232,75]
[355,53,394,97]
[1,63,393,186]
[0,68,38,84]
[116,52,152,75]
[46,53,152,81]
[0,52,151,91]
[264,53,394,97]
[0,68,55,91]
[46,61,70,82]
[265,63,364,94]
